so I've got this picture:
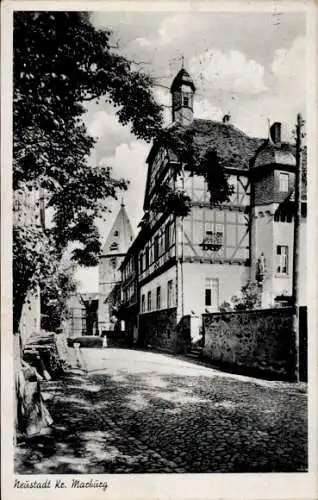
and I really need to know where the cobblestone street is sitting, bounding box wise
[15,347,307,474]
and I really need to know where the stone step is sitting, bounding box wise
[185,347,203,358]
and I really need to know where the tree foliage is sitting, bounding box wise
[151,185,192,217]
[157,128,234,212]
[198,149,235,205]
[219,281,261,312]
[13,11,163,331]
[40,266,78,332]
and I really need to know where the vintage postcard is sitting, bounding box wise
[1,1,317,499]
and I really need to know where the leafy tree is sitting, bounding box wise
[40,265,78,332]
[13,11,163,333]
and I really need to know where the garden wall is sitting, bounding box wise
[202,307,307,381]
[138,308,179,352]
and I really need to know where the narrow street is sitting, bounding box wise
[15,347,307,474]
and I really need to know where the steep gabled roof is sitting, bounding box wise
[147,119,265,170]
[101,203,134,257]
[144,118,307,209]
[144,118,265,209]
[184,119,265,169]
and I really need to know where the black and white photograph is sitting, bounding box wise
[1,1,317,499]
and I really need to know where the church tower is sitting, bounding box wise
[98,202,134,332]
[170,66,196,125]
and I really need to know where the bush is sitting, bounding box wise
[220,281,261,312]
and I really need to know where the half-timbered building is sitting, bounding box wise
[118,66,306,352]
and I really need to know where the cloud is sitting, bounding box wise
[134,37,153,48]
[84,104,134,163]
[271,36,305,95]
[157,14,192,45]
[87,108,132,142]
[194,100,223,121]
[235,36,306,139]
[190,49,267,95]
[154,87,171,125]
[99,140,149,235]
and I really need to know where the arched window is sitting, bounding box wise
[182,93,192,108]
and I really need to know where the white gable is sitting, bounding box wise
[101,203,134,256]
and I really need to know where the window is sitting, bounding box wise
[276,246,288,275]
[205,278,219,309]
[274,209,293,223]
[144,253,147,270]
[167,280,173,308]
[183,95,189,107]
[147,291,152,311]
[109,241,118,251]
[114,230,119,237]
[158,233,163,256]
[141,294,145,313]
[279,172,289,192]
[165,223,170,251]
[203,223,224,251]
[205,223,224,238]
[145,246,149,268]
[205,222,213,236]
[154,235,159,260]
[156,286,161,310]
[147,290,152,311]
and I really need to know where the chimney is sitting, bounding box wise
[270,122,281,145]
[222,113,231,124]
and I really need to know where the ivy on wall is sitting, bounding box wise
[154,128,234,216]
[152,185,192,217]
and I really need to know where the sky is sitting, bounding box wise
[74,9,306,292]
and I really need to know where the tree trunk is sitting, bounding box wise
[13,295,25,335]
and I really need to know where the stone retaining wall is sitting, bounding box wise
[138,308,178,352]
[203,308,296,379]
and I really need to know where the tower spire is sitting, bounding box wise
[170,61,196,125]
